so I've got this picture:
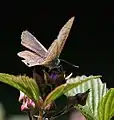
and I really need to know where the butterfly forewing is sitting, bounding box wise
[57,17,75,56]
[21,30,48,57]
[42,39,59,66]
[45,16,75,64]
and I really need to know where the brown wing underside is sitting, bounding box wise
[17,17,75,67]
[21,31,48,58]
[17,50,44,67]
[43,17,75,64]
[57,17,75,56]
[42,39,59,65]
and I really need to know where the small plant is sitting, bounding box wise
[0,16,114,120]
[0,70,100,120]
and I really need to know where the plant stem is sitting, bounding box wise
[49,105,74,120]
[27,111,33,120]
[38,111,43,120]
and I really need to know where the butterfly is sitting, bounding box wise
[17,17,75,69]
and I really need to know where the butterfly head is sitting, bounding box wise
[54,58,60,66]
[46,58,61,70]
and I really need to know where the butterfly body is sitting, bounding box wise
[17,17,75,69]
[42,57,60,69]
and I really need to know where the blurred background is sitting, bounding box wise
[0,2,114,120]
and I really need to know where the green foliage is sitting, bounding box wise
[0,73,39,102]
[98,88,114,120]
[65,75,114,120]
[0,72,114,120]
[43,75,101,107]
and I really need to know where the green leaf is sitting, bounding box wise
[65,75,107,120]
[98,88,114,120]
[0,73,39,102]
[43,75,101,107]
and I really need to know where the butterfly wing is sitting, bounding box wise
[20,30,48,57]
[42,39,59,66]
[17,17,74,68]
[42,17,75,65]
[17,30,49,67]
[17,50,44,67]
[57,16,75,56]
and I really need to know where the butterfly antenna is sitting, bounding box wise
[60,59,79,68]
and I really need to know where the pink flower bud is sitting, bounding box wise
[21,101,28,111]
[19,91,35,111]
[27,99,35,108]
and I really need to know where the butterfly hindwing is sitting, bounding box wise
[18,50,44,67]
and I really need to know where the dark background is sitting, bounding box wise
[0,3,114,119]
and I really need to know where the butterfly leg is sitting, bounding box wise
[58,64,64,72]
